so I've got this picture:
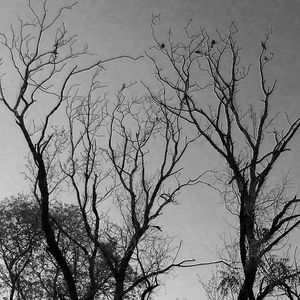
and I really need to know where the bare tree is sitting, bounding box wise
[0,2,201,299]
[0,1,136,299]
[147,19,300,300]
[61,70,201,300]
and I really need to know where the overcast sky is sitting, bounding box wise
[0,1,299,299]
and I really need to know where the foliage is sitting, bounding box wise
[0,195,118,299]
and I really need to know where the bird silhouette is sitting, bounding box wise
[52,41,59,56]
[121,83,125,90]
[160,43,165,49]
[153,225,162,232]
[261,41,266,51]
[211,40,216,47]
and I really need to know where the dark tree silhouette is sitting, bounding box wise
[0,2,201,299]
[147,20,300,300]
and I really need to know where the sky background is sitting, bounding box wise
[0,1,300,299]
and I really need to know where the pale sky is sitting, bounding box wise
[0,1,299,300]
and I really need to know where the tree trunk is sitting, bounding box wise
[37,159,79,300]
[114,278,125,300]
[238,258,257,300]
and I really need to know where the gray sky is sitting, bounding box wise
[0,0,299,299]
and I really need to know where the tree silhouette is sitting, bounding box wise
[148,20,300,300]
[0,1,200,299]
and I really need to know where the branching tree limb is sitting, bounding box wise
[148,20,300,300]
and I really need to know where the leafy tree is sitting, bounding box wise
[147,20,300,300]
[0,194,41,300]
[0,195,116,300]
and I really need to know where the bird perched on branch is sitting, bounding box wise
[211,40,216,47]
[52,41,59,57]
[152,225,162,232]
[261,41,266,51]
[160,43,165,49]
